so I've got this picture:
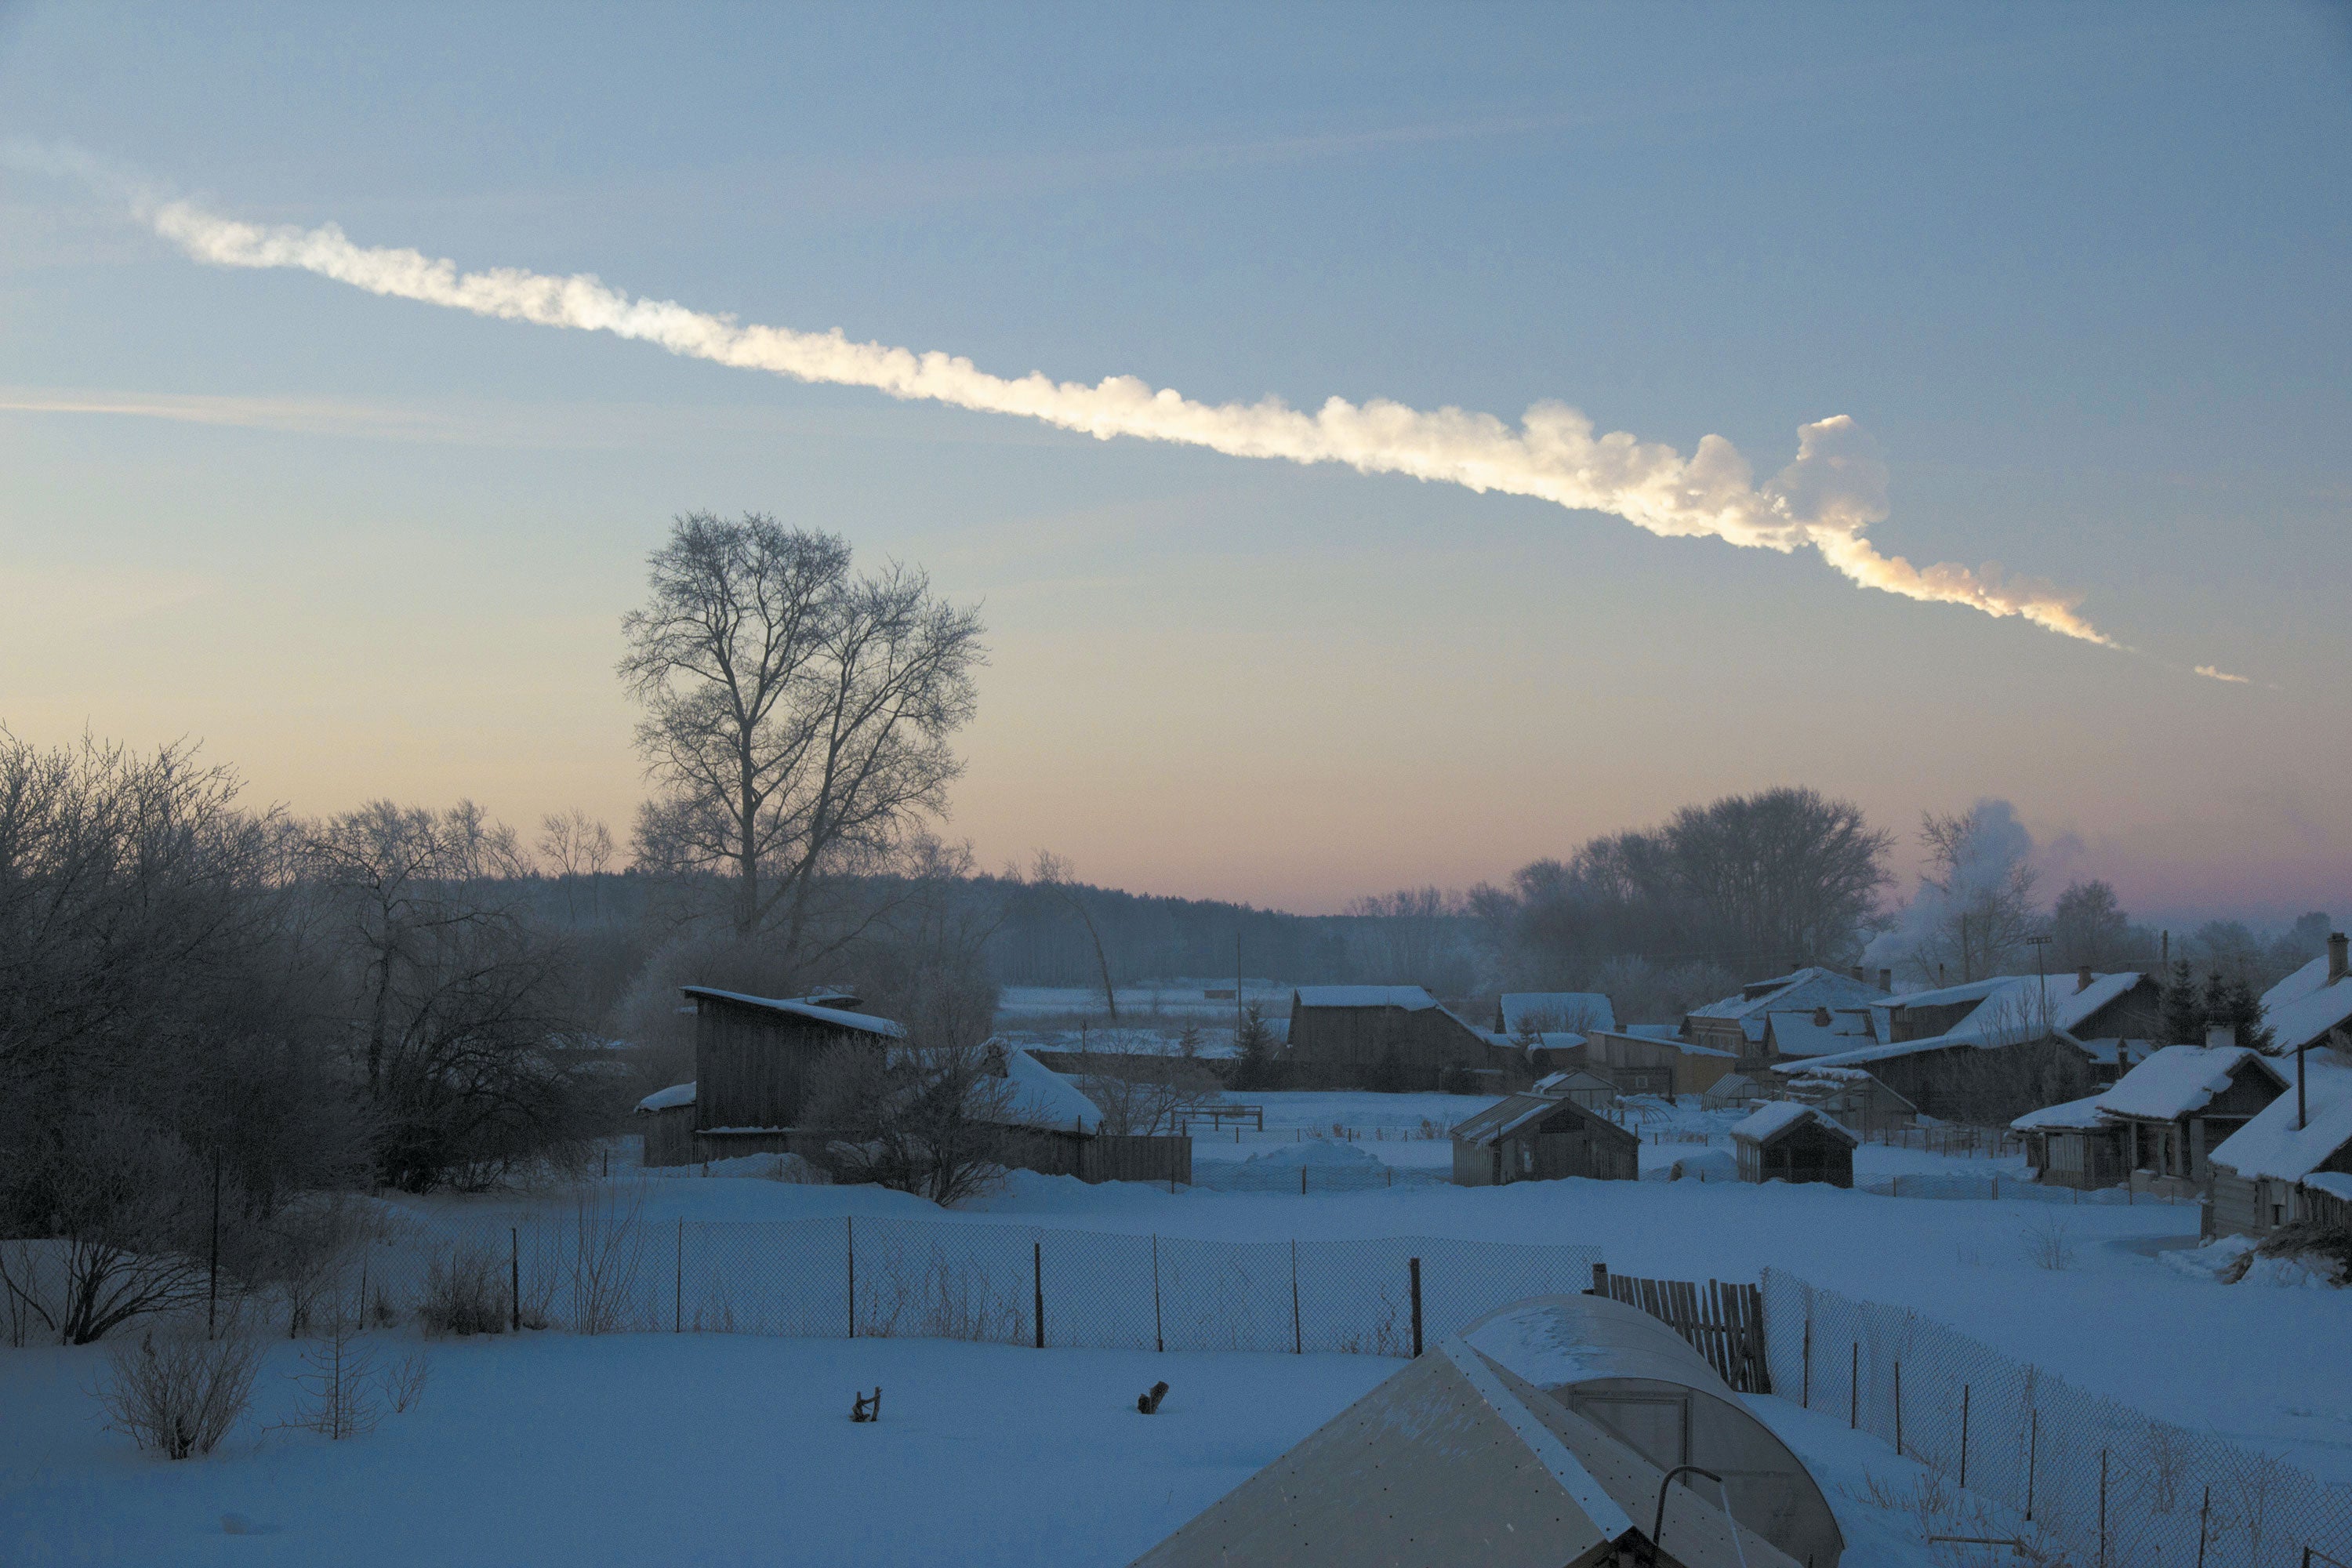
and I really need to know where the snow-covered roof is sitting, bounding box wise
[2096,1045,2284,1122]
[2209,1052,2352,1181]
[1764,1008,1875,1058]
[2011,1093,2111,1132]
[2303,1171,2352,1203]
[635,1081,695,1113]
[1451,1091,1613,1145]
[1624,1023,1684,1041]
[677,986,906,1038]
[1292,985,1438,1011]
[1591,1028,1737,1061]
[1534,1069,1614,1096]
[1730,1101,1858,1146]
[1689,967,1887,1025]
[1498,993,1617,1034]
[2261,955,2352,1054]
[1786,972,2146,1073]
[994,1045,1102,1133]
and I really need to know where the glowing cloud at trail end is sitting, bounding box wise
[131,191,2121,645]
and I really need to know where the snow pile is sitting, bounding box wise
[2158,1235,2256,1282]
[2238,1253,2344,1289]
[995,1046,1103,1133]
[1242,1138,1383,1170]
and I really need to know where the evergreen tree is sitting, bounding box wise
[2161,960,2205,1044]
[1225,1004,1285,1092]
[2199,973,2274,1052]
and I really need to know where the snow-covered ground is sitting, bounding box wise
[8,1088,2347,1566]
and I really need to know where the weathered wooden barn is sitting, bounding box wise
[1581,1028,1737,1100]
[1450,1092,1639,1186]
[1731,1102,1857,1188]
[1285,985,1509,1091]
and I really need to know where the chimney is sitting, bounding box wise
[2205,1022,2237,1051]
[2076,965,2093,994]
[2331,931,2349,985]
[1877,967,1892,993]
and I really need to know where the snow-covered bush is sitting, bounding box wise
[96,1328,261,1460]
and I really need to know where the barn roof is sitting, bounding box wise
[1534,1069,1616,1096]
[1499,993,1617,1033]
[2209,1052,2352,1181]
[2010,1092,2111,1132]
[677,986,906,1038]
[1764,1007,1875,1057]
[2261,955,2352,1054]
[1588,1028,1737,1060]
[1688,967,1889,1042]
[2096,1044,2285,1122]
[1451,1091,1615,1145]
[634,1081,695,1113]
[1730,1101,1858,1147]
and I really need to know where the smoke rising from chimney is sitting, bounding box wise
[118,196,2134,644]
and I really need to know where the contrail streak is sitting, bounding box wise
[137,193,2115,644]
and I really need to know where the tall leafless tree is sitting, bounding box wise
[619,514,985,949]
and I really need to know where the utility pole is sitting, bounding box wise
[2026,934,2053,1035]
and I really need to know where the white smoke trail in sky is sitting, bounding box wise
[52,166,2130,647]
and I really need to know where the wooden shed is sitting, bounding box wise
[2010,1095,2129,1191]
[1451,1093,1640,1187]
[1730,1102,1857,1189]
[1534,1069,1621,1113]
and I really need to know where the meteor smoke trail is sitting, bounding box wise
[141,194,2114,644]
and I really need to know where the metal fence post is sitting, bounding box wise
[674,1218,683,1334]
[1409,1257,1422,1358]
[2099,1449,2108,1568]
[510,1226,521,1333]
[1290,1240,1302,1355]
[1033,1240,1044,1349]
[2196,1487,2210,1568]
[1800,1312,1812,1407]
[1152,1235,1163,1353]
[1893,1359,1904,1455]
[1849,1342,1859,1429]
[845,1216,855,1338]
[2025,1409,2038,1519]
[1958,1384,1970,1488]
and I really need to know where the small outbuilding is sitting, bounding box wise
[1463,1295,1844,1568]
[1534,1068,1621,1112]
[1700,1073,1764,1111]
[2011,1094,2129,1191]
[1452,1093,1640,1187]
[2207,1049,2352,1239]
[1730,1102,1857,1188]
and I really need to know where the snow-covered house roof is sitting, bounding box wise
[1589,1028,1737,1061]
[1730,1102,1858,1146]
[1687,967,1889,1044]
[2011,1093,2111,1132]
[1498,993,1617,1034]
[1292,985,1439,1011]
[1451,1091,1622,1146]
[1623,1022,1684,1042]
[2260,954,2352,1055]
[2209,1053,2352,1181]
[635,1081,695,1113]
[1784,972,2147,1073]
[993,1044,1102,1133]
[1763,1008,1875,1058]
[1534,1069,1615,1097]
[2095,1044,2285,1123]
[677,986,906,1038]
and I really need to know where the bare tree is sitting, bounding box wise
[1910,804,2042,983]
[536,808,615,922]
[1346,887,1472,991]
[804,1040,1014,1207]
[619,514,985,947]
[1029,851,1118,1018]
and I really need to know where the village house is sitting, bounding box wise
[2262,931,2352,1059]
[2012,1095,2130,1191]
[1684,966,1890,1070]
[1776,969,2161,1125]
[1449,1091,1639,1186]
[1285,985,1512,1091]
[2100,1039,2288,1196]
[2207,1047,2352,1239]
[1730,1102,1858,1189]
[1774,1063,1916,1135]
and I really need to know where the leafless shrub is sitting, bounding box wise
[261,1196,385,1339]
[96,1327,261,1459]
[858,1247,1022,1342]
[2144,1419,2191,1514]
[568,1182,648,1334]
[418,1242,506,1337]
[2023,1210,2075,1271]
[1080,1055,1222,1138]
[280,1307,378,1440]
[379,1352,430,1415]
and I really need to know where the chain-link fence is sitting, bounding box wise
[345,1199,1599,1358]
[1188,1162,1450,1193]
[1851,1174,2194,1206]
[1762,1268,2352,1568]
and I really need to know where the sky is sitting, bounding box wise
[1,2,2347,921]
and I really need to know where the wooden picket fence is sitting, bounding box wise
[1588,1264,1770,1394]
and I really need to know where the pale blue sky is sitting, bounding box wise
[2,2,2347,917]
